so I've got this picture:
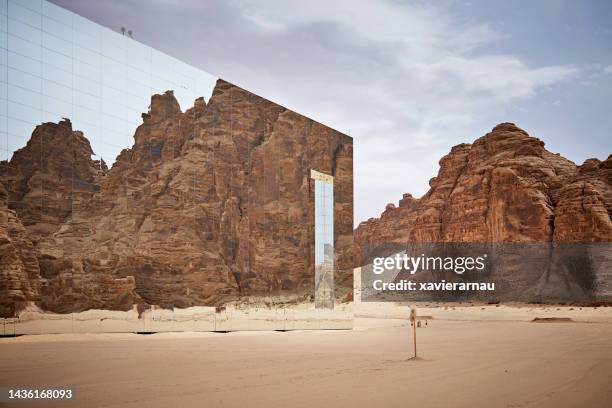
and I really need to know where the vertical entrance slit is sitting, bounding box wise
[312,169,334,309]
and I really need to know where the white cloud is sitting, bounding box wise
[604,65,612,74]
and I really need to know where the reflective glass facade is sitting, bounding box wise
[1,0,216,165]
[0,0,353,333]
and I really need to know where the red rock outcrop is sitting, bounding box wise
[356,123,611,247]
[0,80,353,316]
[553,156,612,242]
[1,119,105,245]
[0,183,40,317]
[355,123,611,302]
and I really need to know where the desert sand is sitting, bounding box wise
[1,305,611,408]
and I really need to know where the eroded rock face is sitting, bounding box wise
[356,123,611,247]
[0,184,40,317]
[0,119,105,245]
[553,156,612,242]
[0,80,353,316]
[355,123,611,302]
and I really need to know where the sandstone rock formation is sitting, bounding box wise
[0,80,353,317]
[356,123,611,303]
[0,183,40,317]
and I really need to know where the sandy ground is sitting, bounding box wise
[1,305,611,408]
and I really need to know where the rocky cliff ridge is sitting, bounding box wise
[355,123,611,302]
[356,123,611,246]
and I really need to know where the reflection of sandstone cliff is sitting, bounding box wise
[355,123,611,302]
[0,80,353,316]
[0,183,40,317]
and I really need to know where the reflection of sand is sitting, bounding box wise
[1,305,611,408]
[0,302,353,335]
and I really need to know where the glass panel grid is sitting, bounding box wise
[2,0,217,166]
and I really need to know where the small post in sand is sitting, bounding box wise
[409,306,417,359]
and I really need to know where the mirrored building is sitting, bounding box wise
[0,0,353,334]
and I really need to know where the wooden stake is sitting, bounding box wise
[410,307,417,358]
[413,317,417,358]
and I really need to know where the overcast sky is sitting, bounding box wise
[51,0,612,224]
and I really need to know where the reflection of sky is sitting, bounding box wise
[1,0,217,166]
[314,179,333,266]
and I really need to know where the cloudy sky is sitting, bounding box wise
[51,0,612,224]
